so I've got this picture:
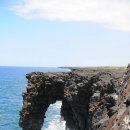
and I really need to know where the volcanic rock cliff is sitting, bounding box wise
[19,65,130,130]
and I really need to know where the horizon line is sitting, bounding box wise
[0,65,127,68]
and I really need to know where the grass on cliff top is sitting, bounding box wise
[91,66,127,70]
[60,66,127,71]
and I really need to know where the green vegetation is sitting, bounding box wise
[59,66,127,71]
[89,66,127,70]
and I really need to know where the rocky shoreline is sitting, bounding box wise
[19,65,130,130]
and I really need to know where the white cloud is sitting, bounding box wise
[12,0,130,31]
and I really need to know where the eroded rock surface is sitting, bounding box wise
[19,66,130,130]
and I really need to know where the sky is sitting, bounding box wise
[0,0,130,67]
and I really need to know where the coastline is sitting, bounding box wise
[20,66,130,130]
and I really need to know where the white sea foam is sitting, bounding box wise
[49,101,62,110]
[44,120,66,130]
[42,101,66,130]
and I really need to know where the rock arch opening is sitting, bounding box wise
[20,72,93,130]
[19,72,67,130]
[42,101,66,130]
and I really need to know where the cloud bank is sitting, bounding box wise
[12,0,130,31]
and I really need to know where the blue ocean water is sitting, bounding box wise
[0,67,69,130]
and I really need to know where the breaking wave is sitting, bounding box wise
[42,101,66,130]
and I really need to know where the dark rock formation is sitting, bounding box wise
[19,66,130,130]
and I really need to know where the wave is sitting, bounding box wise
[42,101,66,130]
[44,120,66,130]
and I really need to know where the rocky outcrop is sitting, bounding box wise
[19,66,130,130]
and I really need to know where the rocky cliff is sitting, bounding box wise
[19,66,130,130]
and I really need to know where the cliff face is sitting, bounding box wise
[19,67,130,130]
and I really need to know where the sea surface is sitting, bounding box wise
[0,66,70,130]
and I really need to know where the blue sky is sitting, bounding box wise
[0,0,130,67]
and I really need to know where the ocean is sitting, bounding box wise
[0,67,69,130]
